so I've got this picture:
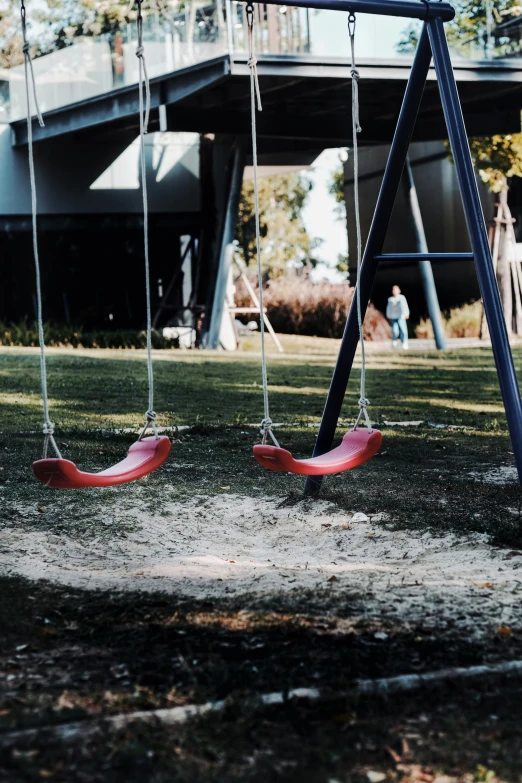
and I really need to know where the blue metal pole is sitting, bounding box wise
[404,156,446,350]
[429,16,522,489]
[304,24,433,497]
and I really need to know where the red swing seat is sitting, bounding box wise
[253,428,381,475]
[32,436,171,489]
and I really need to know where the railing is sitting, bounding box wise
[6,2,230,121]
[2,2,522,123]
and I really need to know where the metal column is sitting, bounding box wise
[404,156,446,350]
[205,143,246,349]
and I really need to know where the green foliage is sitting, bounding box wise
[469,133,522,191]
[335,254,349,274]
[0,0,180,68]
[235,276,390,339]
[396,22,420,53]
[415,300,483,338]
[0,319,177,349]
[329,159,346,212]
[446,0,521,53]
[235,172,318,278]
[397,0,522,56]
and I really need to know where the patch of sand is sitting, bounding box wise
[1,495,521,636]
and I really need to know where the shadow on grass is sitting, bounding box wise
[0,349,516,433]
[1,576,522,782]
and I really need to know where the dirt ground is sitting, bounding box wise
[1,343,522,781]
[1,492,522,640]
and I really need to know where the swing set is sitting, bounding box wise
[23,0,171,489]
[247,0,522,497]
[22,0,522,494]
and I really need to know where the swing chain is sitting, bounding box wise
[20,0,44,129]
[134,0,157,440]
[348,13,361,133]
[246,4,279,449]
[347,12,356,39]
[139,409,158,440]
[246,3,262,111]
[21,0,62,460]
[348,12,371,431]
[353,397,372,431]
[136,0,150,133]
[260,417,279,447]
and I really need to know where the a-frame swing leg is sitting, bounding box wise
[305,20,522,497]
[428,16,522,485]
[304,24,433,496]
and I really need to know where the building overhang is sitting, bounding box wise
[10,52,522,150]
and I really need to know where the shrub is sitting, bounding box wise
[415,300,482,339]
[0,319,178,349]
[235,276,390,340]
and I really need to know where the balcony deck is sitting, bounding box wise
[9,50,522,152]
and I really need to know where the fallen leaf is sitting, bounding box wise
[396,766,433,782]
[330,712,354,724]
[386,746,401,763]
[228,560,235,564]
[56,691,75,710]
[327,575,339,583]
[497,625,512,636]
[472,581,493,588]
[12,749,39,761]
[367,772,386,783]
[38,763,64,778]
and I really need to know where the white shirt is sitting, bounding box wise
[386,294,410,320]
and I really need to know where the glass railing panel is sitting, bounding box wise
[8,40,113,122]
[5,2,522,124]
[7,3,229,121]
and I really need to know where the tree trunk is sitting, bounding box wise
[495,184,513,336]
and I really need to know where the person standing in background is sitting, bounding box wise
[386,284,410,349]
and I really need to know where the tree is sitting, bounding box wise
[466,133,522,336]
[329,160,345,214]
[329,152,351,274]
[469,133,522,192]
[396,1,522,334]
[397,0,522,56]
[0,0,196,69]
[236,172,319,278]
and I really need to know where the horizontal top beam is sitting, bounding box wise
[259,0,455,21]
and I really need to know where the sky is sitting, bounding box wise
[302,148,348,282]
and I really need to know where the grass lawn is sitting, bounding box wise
[1,338,522,782]
[1,337,520,543]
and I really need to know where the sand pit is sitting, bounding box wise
[1,494,521,637]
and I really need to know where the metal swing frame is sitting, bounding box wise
[255,0,522,496]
